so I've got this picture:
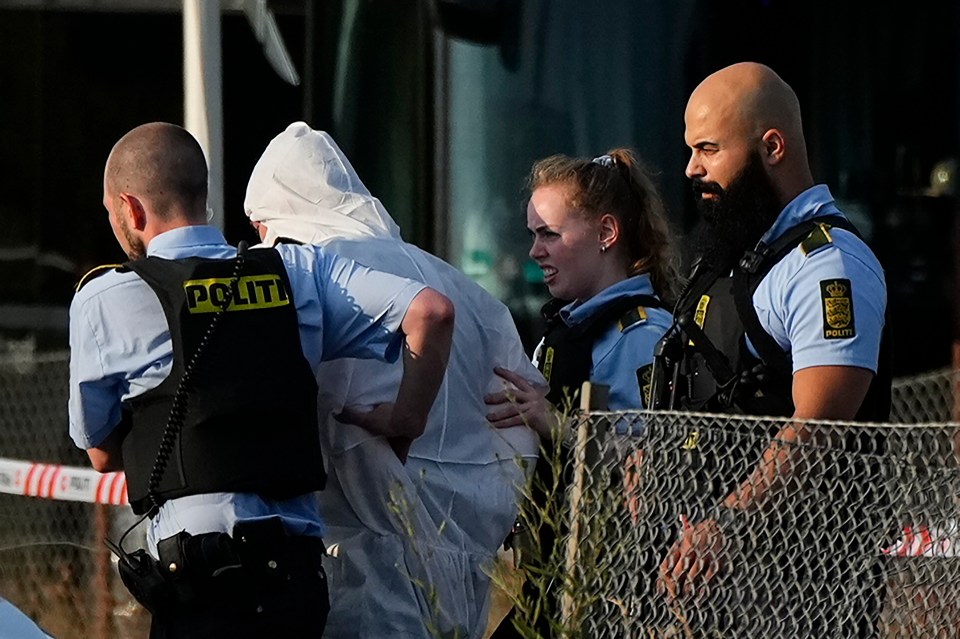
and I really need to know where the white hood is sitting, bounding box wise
[244,121,402,246]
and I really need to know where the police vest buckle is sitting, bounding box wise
[738,244,768,274]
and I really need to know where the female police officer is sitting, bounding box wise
[485,149,680,637]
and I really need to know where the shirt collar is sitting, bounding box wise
[560,273,656,326]
[146,225,229,258]
[759,184,843,246]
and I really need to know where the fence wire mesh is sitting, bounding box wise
[0,352,148,638]
[2,352,960,638]
[891,368,960,423]
[505,409,960,639]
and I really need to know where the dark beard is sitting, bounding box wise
[689,153,782,273]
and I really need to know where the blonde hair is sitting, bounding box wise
[528,149,681,302]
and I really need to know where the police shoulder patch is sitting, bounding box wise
[820,278,856,339]
[636,363,654,408]
[75,264,125,292]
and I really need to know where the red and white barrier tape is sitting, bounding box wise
[0,458,127,505]
[883,522,959,558]
[0,456,957,558]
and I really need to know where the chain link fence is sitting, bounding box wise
[502,395,960,638]
[0,352,148,638]
[1,351,959,638]
[891,368,960,423]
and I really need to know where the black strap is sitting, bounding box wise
[677,311,738,387]
[539,293,665,407]
[732,215,859,372]
[576,293,664,337]
[673,258,719,319]
[540,296,568,327]
[672,262,740,388]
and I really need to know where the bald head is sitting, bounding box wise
[104,122,208,222]
[684,62,813,206]
[690,62,805,149]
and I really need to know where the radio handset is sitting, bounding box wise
[649,258,713,410]
[649,326,683,410]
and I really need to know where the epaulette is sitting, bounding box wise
[618,305,648,332]
[799,222,834,256]
[75,264,125,292]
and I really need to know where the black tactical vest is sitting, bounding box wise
[675,216,892,421]
[648,217,894,512]
[536,293,664,410]
[120,248,325,514]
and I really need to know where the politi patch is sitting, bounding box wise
[636,364,654,408]
[820,278,856,339]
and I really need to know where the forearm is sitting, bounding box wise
[531,403,565,438]
[722,365,872,511]
[389,290,454,439]
[721,422,808,511]
[389,340,449,438]
[86,426,127,473]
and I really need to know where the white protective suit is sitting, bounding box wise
[245,122,541,639]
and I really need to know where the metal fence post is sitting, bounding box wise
[561,382,609,634]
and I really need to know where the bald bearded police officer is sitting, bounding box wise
[69,122,454,639]
[651,63,891,638]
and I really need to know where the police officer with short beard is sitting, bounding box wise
[69,122,454,638]
[651,63,892,638]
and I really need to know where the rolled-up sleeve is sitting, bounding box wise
[68,273,170,450]
[278,244,427,367]
[68,294,121,449]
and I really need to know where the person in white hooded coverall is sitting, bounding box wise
[244,122,542,639]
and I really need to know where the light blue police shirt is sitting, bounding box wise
[752,185,886,373]
[68,225,426,553]
[0,598,52,639]
[558,274,673,411]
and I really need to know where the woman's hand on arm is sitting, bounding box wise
[485,366,560,437]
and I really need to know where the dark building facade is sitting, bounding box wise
[1,0,958,374]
